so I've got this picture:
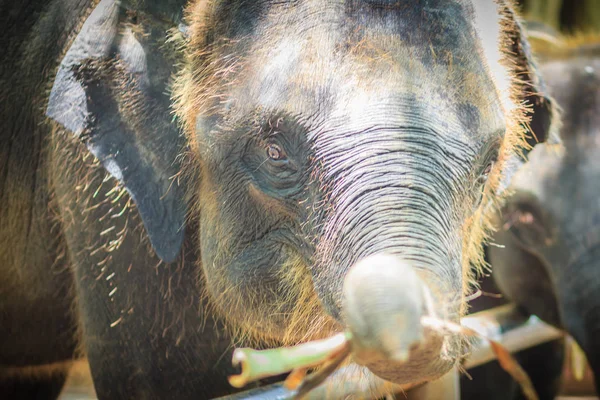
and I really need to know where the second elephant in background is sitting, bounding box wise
[490,30,600,395]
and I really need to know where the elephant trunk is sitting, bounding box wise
[309,132,468,384]
[342,254,461,384]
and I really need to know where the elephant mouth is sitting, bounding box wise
[232,253,465,389]
[221,229,467,391]
[230,342,426,397]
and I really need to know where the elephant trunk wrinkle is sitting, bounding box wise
[316,180,462,289]
[304,134,468,384]
[309,186,463,384]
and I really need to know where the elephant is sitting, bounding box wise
[0,1,556,399]
[489,31,600,393]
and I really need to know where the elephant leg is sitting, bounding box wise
[51,139,236,400]
[461,338,564,400]
[461,361,519,400]
[514,338,565,400]
[59,199,236,399]
[0,368,69,400]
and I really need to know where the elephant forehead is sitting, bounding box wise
[224,0,505,139]
[541,56,600,142]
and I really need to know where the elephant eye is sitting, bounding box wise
[474,159,496,209]
[503,198,553,248]
[266,143,286,161]
[478,161,494,185]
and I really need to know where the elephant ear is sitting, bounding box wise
[502,2,561,148]
[495,2,562,195]
[47,0,188,263]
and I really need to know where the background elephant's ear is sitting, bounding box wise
[493,2,562,197]
[501,2,561,149]
[46,0,189,263]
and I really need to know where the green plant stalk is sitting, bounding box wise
[228,332,352,389]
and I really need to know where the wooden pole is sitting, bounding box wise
[405,368,460,400]
[214,305,563,400]
[462,305,563,369]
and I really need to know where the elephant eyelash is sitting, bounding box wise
[474,141,500,184]
[481,143,500,173]
[471,146,499,209]
[482,161,494,176]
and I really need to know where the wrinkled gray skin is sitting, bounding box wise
[490,41,600,391]
[1,1,554,399]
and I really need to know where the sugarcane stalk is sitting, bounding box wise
[227,305,551,399]
[228,332,351,389]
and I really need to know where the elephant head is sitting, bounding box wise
[46,0,557,391]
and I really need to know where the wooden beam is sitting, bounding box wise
[215,305,563,400]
